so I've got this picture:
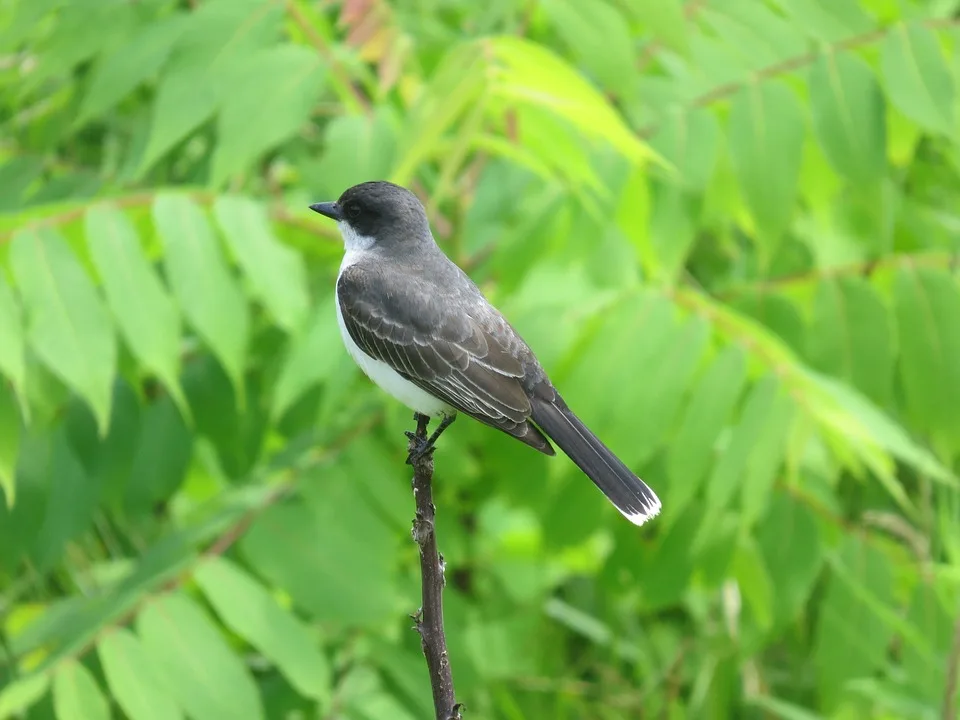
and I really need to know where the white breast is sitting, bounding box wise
[335,223,452,417]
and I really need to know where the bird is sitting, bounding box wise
[309,181,661,526]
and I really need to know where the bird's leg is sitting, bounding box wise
[405,413,432,463]
[405,413,456,465]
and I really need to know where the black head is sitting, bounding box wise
[309,181,430,241]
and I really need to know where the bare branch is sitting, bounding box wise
[408,413,462,720]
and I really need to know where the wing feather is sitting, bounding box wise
[337,265,532,429]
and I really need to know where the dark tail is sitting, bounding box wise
[531,395,661,526]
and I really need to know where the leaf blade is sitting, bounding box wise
[194,556,332,704]
[76,14,187,126]
[152,194,249,403]
[52,661,109,720]
[213,196,310,333]
[880,22,954,135]
[0,274,27,406]
[211,46,327,185]
[0,382,21,506]
[85,204,187,416]
[487,36,657,166]
[9,227,116,434]
[809,53,886,184]
[728,81,804,245]
[137,593,264,720]
[98,629,183,720]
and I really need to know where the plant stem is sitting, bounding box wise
[409,413,462,720]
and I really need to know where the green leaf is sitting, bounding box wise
[26,2,137,90]
[814,536,894,709]
[757,492,823,626]
[667,345,747,519]
[306,110,399,197]
[894,267,960,449]
[648,181,697,280]
[809,53,886,184]
[560,294,677,469]
[125,395,193,517]
[464,614,540,679]
[807,276,894,408]
[731,537,774,631]
[543,598,640,663]
[732,291,806,357]
[76,14,187,127]
[0,156,44,212]
[740,383,795,527]
[181,354,264,479]
[902,582,952,702]
[631,505,701,609]
[98,629,183,720]
[728,81,804,245]
[140,70,219,173]
[211,46,326,185]
[152,194,248,403]
[775,0,873,43]
[240,474,397,627]
[808,371,955,488]
[9,227,116,435]
[213,196,309,332]
[85,205,187,416]
[137,593,264,720]
[629,0,688,52]
[630,315,710,465]
[52,661,109,720]
[194,556,331,704]
[880,22,954,135]
[0,274,26,405]
[487,37,656,166]
[541,0,635,96]
[0,383,21,507]
[139,0,283,172]
[649,107,720,192]
[271,294,342,419]
[701,375,781,529]
[31,432,99,571]
[508,105,603,192]
[0,673,50,718]
[701,2,806,70]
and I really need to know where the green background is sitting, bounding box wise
[1,0,959,718]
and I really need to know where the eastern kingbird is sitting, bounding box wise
[309,181,661,526]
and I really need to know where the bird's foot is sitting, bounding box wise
[405,433,436,465]
[405,412,455,465]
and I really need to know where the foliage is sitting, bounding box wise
[1,0,959,717]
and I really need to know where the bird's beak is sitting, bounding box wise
[309,201,342,221]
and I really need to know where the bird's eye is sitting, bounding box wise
[346,202,361,219]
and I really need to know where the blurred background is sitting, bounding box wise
[0,0,958,718]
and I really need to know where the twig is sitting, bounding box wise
[0,190,339,245]
[714,251,956,300]
[944,611,960,720]
[638,17,960,139]
[408,413,462,720]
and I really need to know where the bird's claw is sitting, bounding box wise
[405,437,436,465]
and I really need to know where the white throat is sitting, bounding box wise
[339,220,375,258]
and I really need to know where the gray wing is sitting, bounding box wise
[337,264,553,453]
